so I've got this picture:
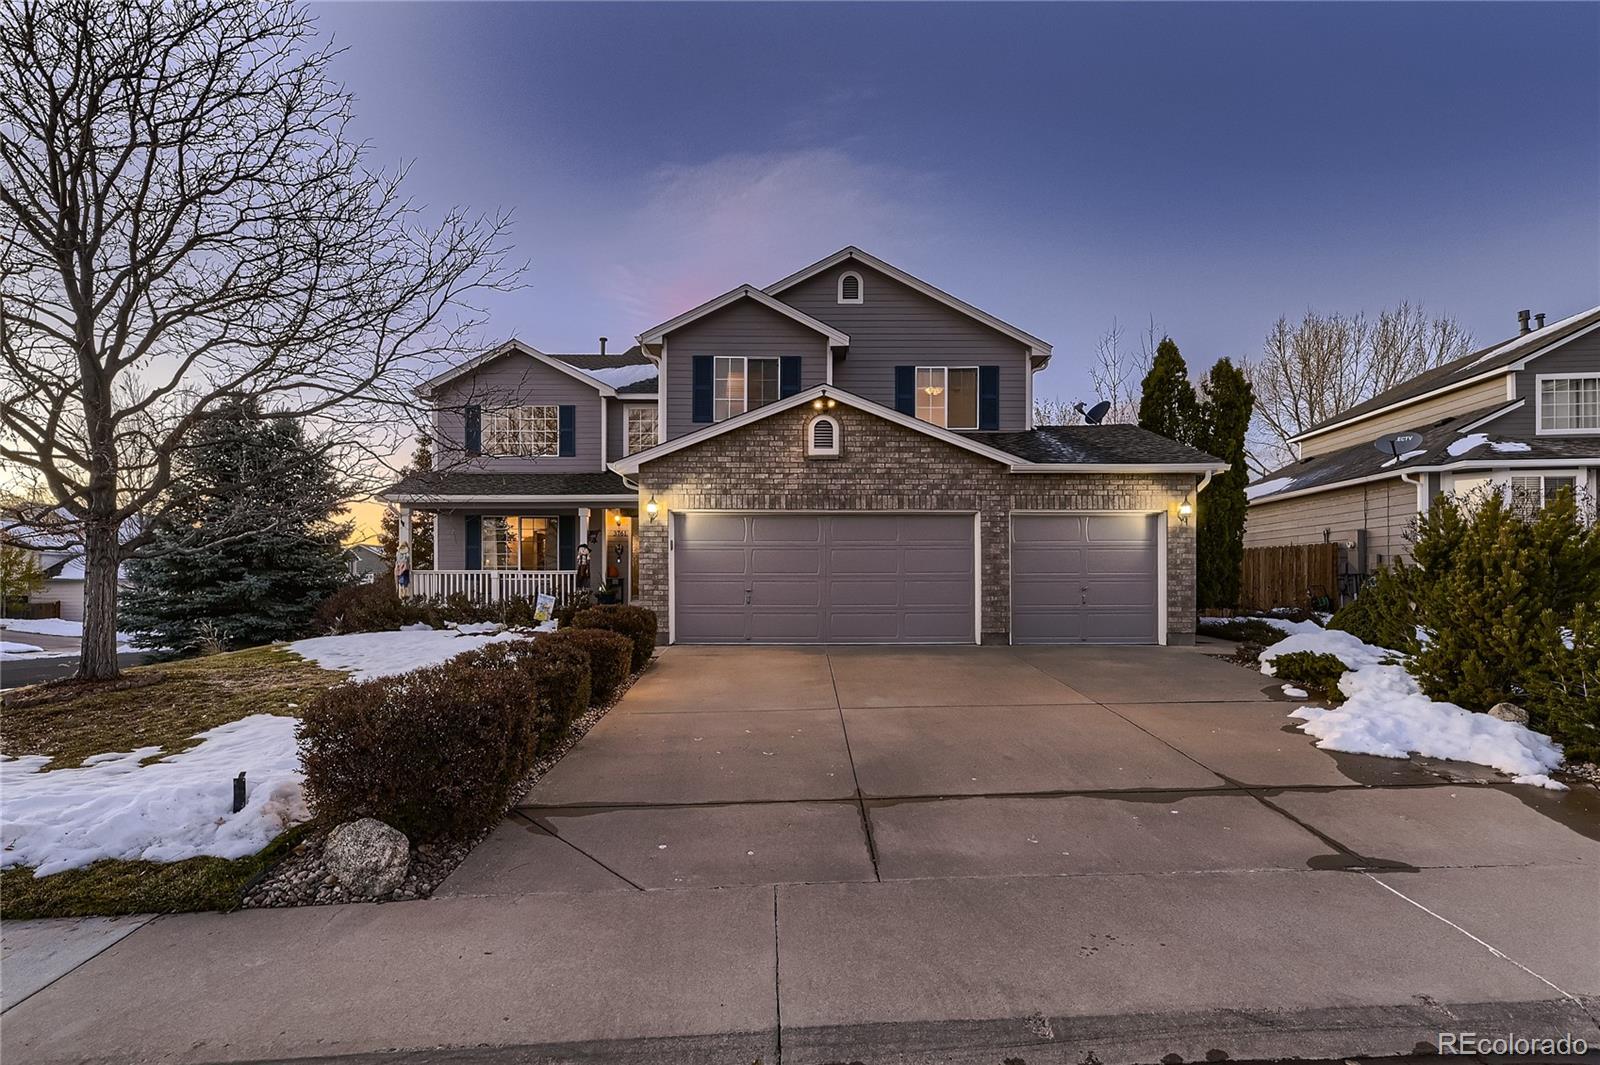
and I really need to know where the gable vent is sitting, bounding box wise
[807,414,841,456]
[837,271,863,304]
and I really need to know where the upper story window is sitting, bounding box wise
[1538,374,1600,434]
[714,356,780,421]
[625,405,659,455]
[914,366,979,430]
[484,405,558,456]
[837,271,864,304]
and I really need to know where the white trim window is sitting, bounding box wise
[1509,473,1580,519]
[625,405,659,455]
[1537,374,1600,434]
[714,356,780,422]
[481,516,559,570]
[837,271,864,304]
[484,405,559,457]
[915,366,979,430]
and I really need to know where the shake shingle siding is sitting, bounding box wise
[777,262,1032,431]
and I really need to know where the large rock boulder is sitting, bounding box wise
[1488,702,1529,725]
[323,818,410,897]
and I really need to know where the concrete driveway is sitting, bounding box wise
[5,644,1598,1065]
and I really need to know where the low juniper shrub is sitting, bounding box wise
[1270,650,1349,703]
[543,627,632,705]
[571,605,658,672]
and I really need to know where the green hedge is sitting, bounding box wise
[1272,651,1349,703]
[571,604,658,672]
[455,638,591,747]
[543,627,632,705]
[1327,563,1418,654]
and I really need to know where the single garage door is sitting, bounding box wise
[673,512,975,644]
[1011,513,1159,644]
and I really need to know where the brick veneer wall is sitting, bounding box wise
[634,401,1199,643]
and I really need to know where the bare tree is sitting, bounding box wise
[1244,304,1474,471]
[1033,317,1159,427]
[0,0,520,678]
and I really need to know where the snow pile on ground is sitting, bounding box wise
[1281,685,1308,699]
[1257,627,1566,788]
[0,617,139,642]
[287,627,524,681]
[1,715,307,876]
[1245,476,1295,500]
[1,641,45,655]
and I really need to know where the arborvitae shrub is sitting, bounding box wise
[1328,562,1418,654]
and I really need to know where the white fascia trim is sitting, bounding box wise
[636,285,849,347]
[1010,462,1229,474]
[609,384,1022,475]
[762,246,1054,358]
[1249,457,1600,506]
[1456,399,1525,433]
[382,493,639,505]
[1499,313,1600,369]
[416,339,624,398]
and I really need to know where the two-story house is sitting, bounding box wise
[1245,305,1600,589]
[383,247,1227,646]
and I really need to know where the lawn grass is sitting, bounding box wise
[0,645,347,769]
[0,823,317,920]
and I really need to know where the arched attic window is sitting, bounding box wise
[837,271,864,304]
[807,414,841,457]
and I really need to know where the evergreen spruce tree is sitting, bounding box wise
[123,399,352,650]
[380,435,435,570]
[1194,358,1253,609]
[1137,337,1199,445]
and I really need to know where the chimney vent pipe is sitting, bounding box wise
[1534,313,1546,330]
[1517,309,1531,335]
[599,336,608,357]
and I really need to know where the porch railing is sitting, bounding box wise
[407,569,579,604]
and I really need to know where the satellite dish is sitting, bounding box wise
[1374,430,1424,458]
[1083,400,1112,425]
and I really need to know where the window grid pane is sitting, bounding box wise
[714,357,746,422]
[484,405,558,456]
[626,406,658,455]
[916,366,946,427]
[1542,377,1600,430]
[747,358,780,409]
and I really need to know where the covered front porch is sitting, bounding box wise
[383,472,640,606]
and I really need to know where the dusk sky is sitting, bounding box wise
[314,1,1600,410]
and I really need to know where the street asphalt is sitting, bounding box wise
[3,643,1597,1064]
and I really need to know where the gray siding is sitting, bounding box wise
[1245,477,1418,571]
[431,351,605,472]
[776,262,1031,430]
[662,299,831,441]
[1490,332,1600,438]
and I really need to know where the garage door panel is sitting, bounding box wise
[1012,514,1158,645]
[674,513,975,644]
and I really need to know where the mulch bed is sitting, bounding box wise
[239,660,648,909]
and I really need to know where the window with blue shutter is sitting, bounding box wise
[464,515,482,569]
[780,356,802,398]
[464,405,482,455]
[978,366,1001,431]
[894,366,915,415]
[691,356,713,423]
[558,405,576,456]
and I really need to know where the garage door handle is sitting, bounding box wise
[745,589,752,605]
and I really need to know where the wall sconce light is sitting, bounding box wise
[613,511,624,528]
[812,398,824,410]
[1178,494,1193,524]
[825,398,836,408]
[645,496,659,522]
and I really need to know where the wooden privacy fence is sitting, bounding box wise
[1240,544,1340,611]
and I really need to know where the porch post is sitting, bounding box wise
[395,505,413,598]
[576,507,591,588]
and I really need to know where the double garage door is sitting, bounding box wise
[673,513,975,644]
[671,510,1161,645]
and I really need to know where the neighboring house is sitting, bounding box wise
[1,511,129,622]
[383,246,1226,645]
[343,543,388,584]
[1245,306,1600,594]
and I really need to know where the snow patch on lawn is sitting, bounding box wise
[0,617,139,643]
[1,715,306,876]
[287,627,524,681]
[1259,629,1565,787]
